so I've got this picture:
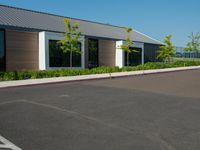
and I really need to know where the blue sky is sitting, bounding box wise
[0,0,199,47]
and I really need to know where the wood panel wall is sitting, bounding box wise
[6,30,39,71]
[99,39,116,67]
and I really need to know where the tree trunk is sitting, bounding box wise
[127,52,129,66]
[167,57,170,63]
[70,50,73,68]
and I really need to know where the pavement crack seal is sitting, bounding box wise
[0,100,28,106]
[59,94,70,98]
[145,133,176,150]
[24,100,176,150]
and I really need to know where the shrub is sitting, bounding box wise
[0,61,200,81]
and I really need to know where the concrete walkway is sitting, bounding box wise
[0,66,200,88]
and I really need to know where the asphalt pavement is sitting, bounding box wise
[0,69,200,150]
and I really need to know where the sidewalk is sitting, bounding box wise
[0,66,200,89]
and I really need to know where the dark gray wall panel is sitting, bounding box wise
[144,43,160,63]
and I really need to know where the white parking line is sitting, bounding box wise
[0,135,22,150]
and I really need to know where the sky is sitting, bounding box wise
[0,0,199,47]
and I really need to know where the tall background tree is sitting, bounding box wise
[157,35,175,62]
[120,27,137,66]
[58,19,81,68]
[184,32,200,58]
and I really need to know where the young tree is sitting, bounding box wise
[157,35,175,62]
[120,27,137,66]
[58,19,81,68]
[184,32,200,57]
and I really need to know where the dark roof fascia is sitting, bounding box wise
[0,24,119,40]
[84,35,123,41]
[0,25,43,32]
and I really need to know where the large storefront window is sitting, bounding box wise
[49,40,81,67]
[0,30,5,72]
[88,39,99,68]
[124,47,142,66]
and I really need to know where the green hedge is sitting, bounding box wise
[173,57,200,62]
[0,61,200,81]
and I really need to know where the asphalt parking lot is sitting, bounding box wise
[0,69,200,150]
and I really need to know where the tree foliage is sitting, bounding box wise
[184,32,200,53]
[58,19,81,68]
[157,35,175,62]
[120,27,137,66]
[121,27,134,53]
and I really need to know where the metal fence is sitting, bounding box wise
[175,47,200,58]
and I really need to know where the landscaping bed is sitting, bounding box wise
[1,61,200,81]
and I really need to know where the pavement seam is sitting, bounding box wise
[145,133,176,150]
[0,100,27,106]
[82,82,200,100]
[23,100,176,150]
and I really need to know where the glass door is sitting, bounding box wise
[0,30,5,72]
[88,39,99,68]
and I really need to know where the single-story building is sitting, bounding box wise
[0,4,163,72]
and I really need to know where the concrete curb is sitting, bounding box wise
[0,66,200,89]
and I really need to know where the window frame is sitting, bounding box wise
[39,31,85,70]
[88,38,99,68]
[124,47,142,66]
[48,39,82,68]
[0,29,6,72]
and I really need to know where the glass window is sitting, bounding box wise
[88,39,98,68]
[124,47,142,66]
[49,40,81,67]
[0,30,5,72]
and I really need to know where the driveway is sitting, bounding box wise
[0,69,200,150]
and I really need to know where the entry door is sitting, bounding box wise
[0,30,5,72]
[88,39,99,68]
[125,47,142,66]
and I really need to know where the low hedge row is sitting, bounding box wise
[0,61,200,81]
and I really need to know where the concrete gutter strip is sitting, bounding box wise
[108,66,200,78]
[0,74,111,88]
[0,66,200,88]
